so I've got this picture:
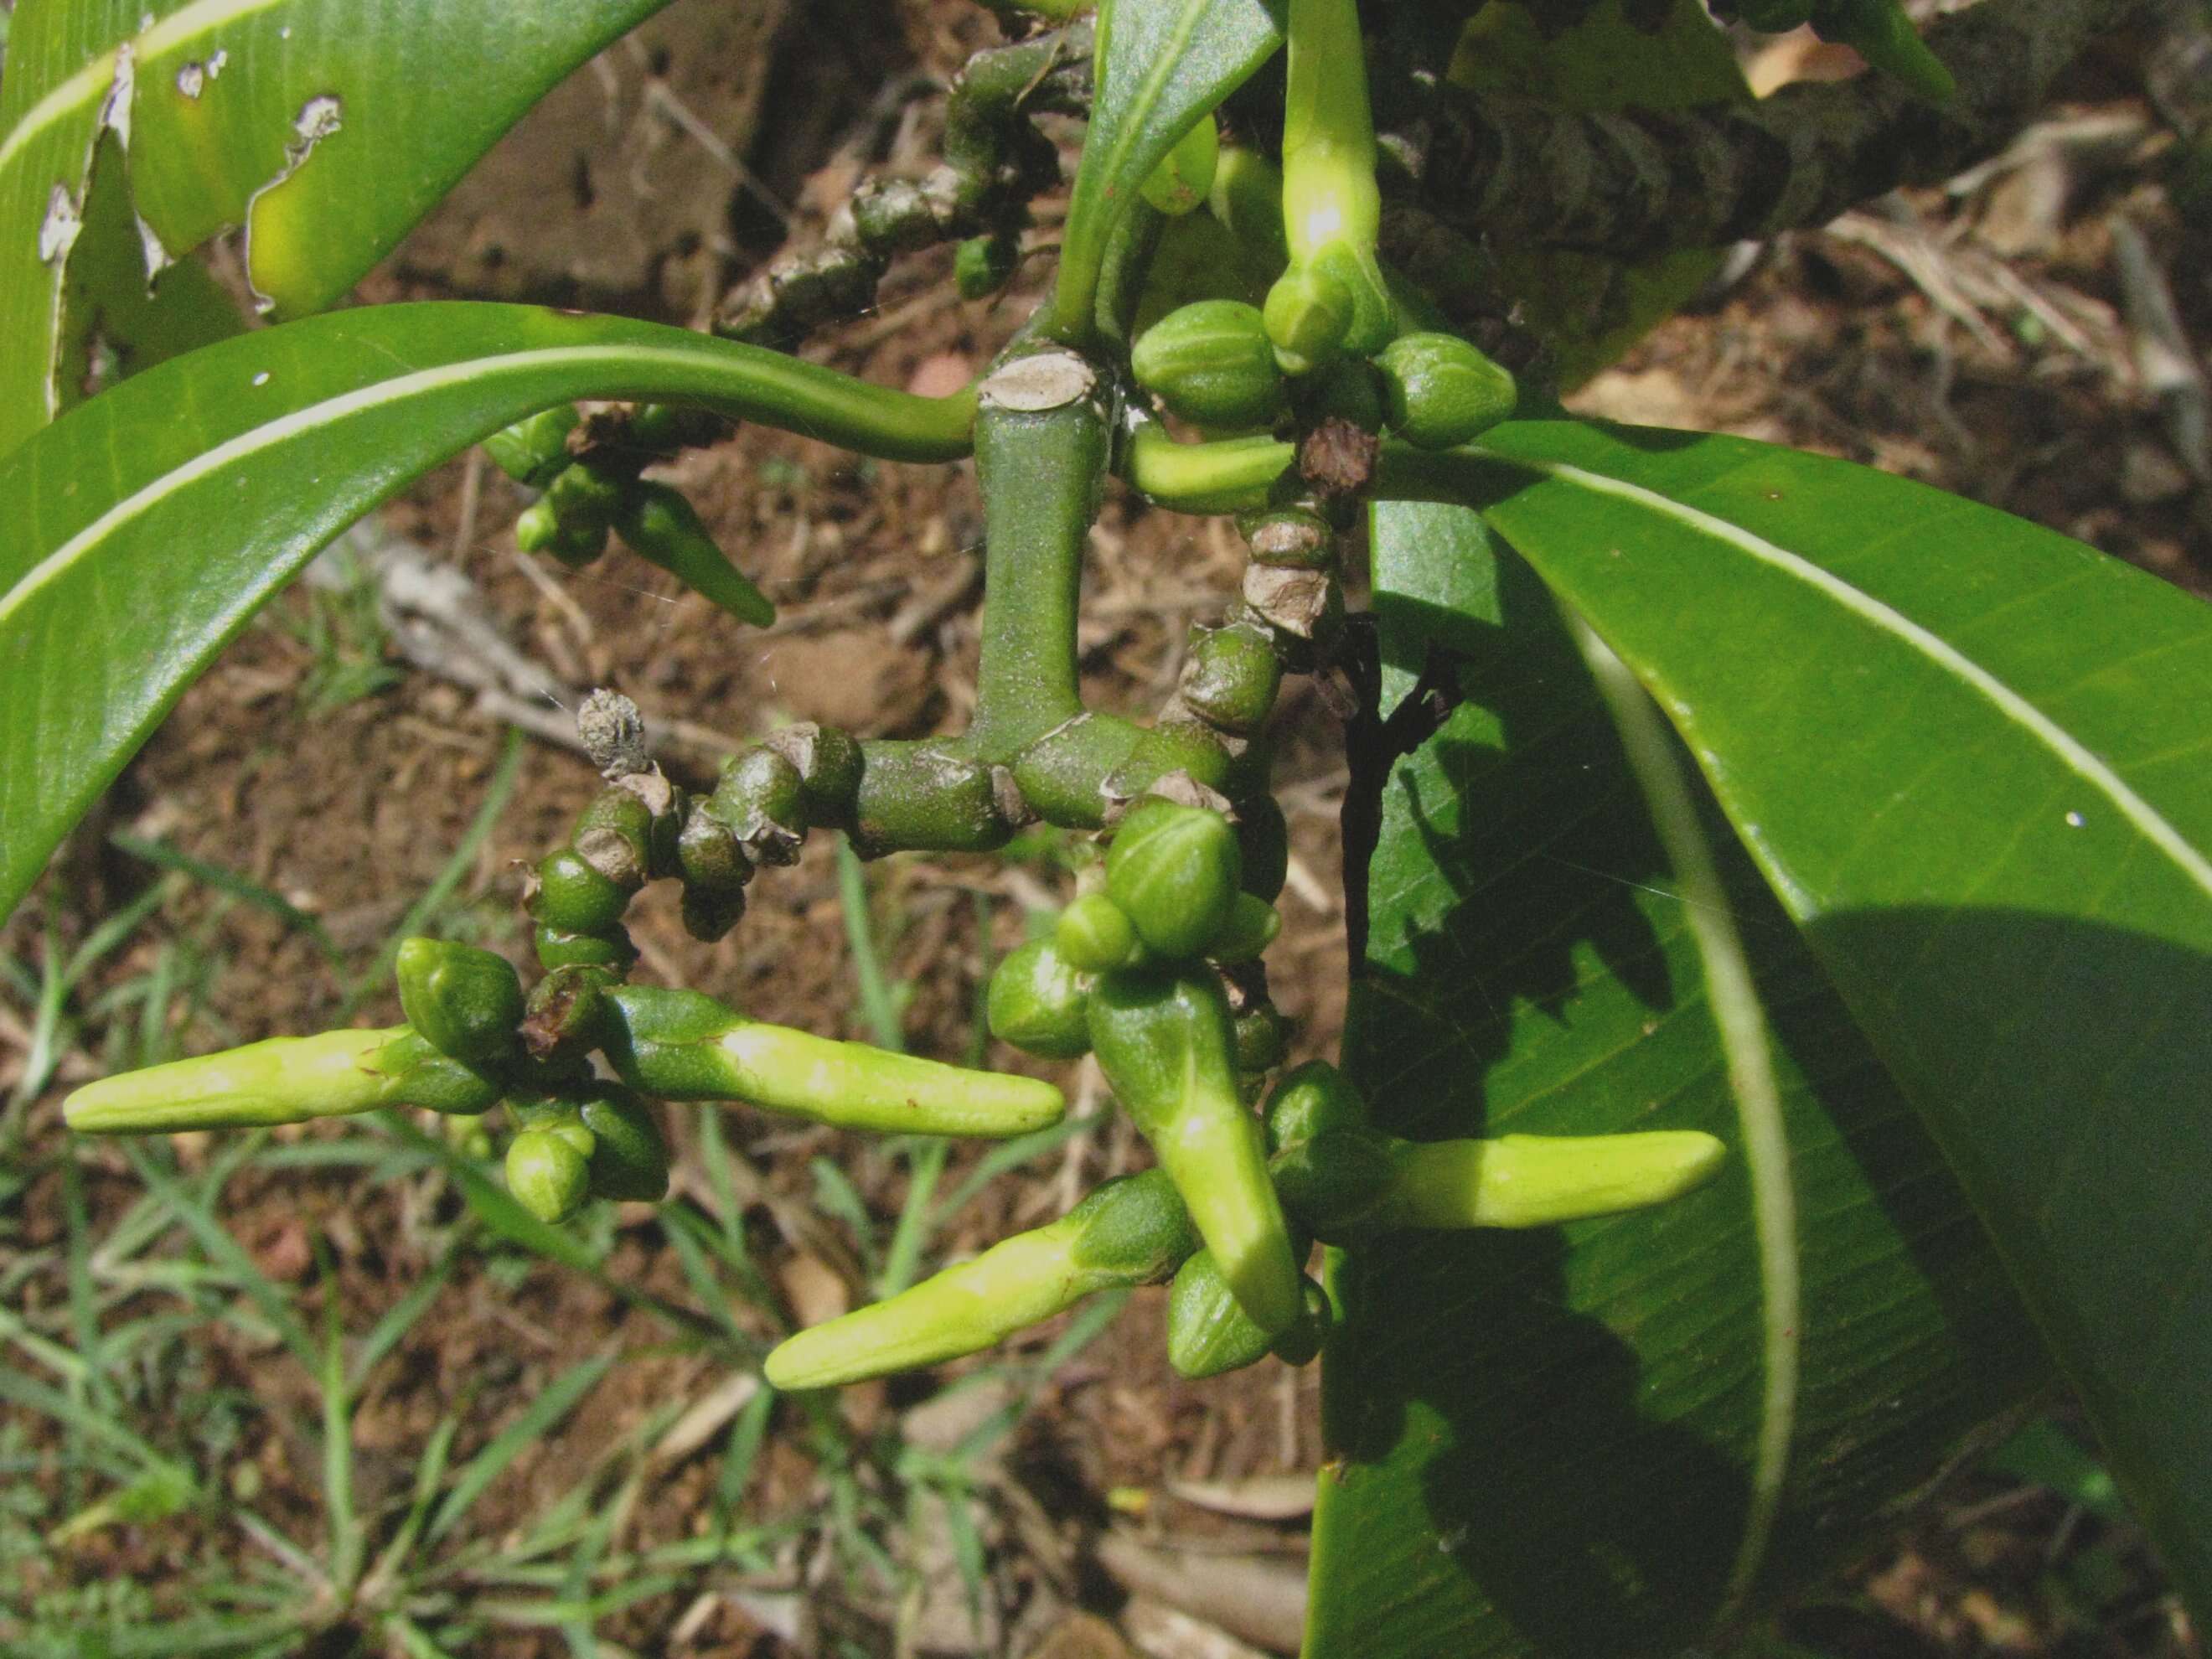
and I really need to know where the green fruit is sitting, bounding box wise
[1165,1247,1277,1378]
[1178,618,1283,735]
[987,939,1093,1059]
[506,1128,591,1223]
[1105,798,1243,961]
[1132,301,1284,431]
[1233,1001,1289,1072]
[1264,1059,1371,1155]
[1375,332,1517,450]
[1056,892,1145,974]
[530,848,630,934]
[955,232,1021,299]
[1210,893,1282,964]
[616,483,776,628]
[394,938,524,1066]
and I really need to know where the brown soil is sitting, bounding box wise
[2,5,2204,1658]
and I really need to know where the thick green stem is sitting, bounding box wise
[969,348,1110,762]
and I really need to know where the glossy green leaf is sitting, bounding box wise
[0,0,676,455]
[1307,499,2050,1656]
[1411,420,2212,1628]
[1048,0,1285,338]
[0,301,976,923]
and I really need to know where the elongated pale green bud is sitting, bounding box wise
[1087,970,1300,1335]
[1363,1130,1728,1230]
[1140,115,1220,216]
[63,1026,499,1134]
[616,483,776,628]
[601,985,1062,1137]
[765,1170,1196,1388]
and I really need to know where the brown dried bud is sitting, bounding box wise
[1298,417,1379,500]
[1243,509,1336,571]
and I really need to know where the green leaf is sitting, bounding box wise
[1049,0,1285,338]
[1307,499,2049,1656]
[1423,419,2212,1629]
[0,300,976,924]
[0,0,679,455]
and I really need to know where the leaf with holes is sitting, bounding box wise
[0,0,679,455]
[0,301,975,923]
[1307,499,2048,1656]
[1389,421,2212,1627]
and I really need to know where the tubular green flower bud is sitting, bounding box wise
[1211,893,1282,965]
[1055,892,1145,974]
[1363,1130,1729,1230]
[394,938,524,1067]
[1132,302,1284,432]
[764,1169,1195,1389]
[615,482,777,628]
[1087,969,1300,1335]
[529,849,630,935]
[1177,618,1284,736]
[1105,799,1243,962]
[506,1128,591,1224]
[1140,115,1220,217]
[1375,333,1517,451]
[483,405,581,488]
[533,923,638,974]
[601,985,1064,1137]
[987,939,1093,1059]
[579,1087,670,1203]
[63,1026,499,1134]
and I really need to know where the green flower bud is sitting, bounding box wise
[1375,332,1517,450]
[1289,354,1387,432]
[1364,1130,1729,1230]
[533,923,638,974]
[483,405,580,488]
[955,232,1021,300]
[1235,795,1290,904]
[1233,1000,1289,1073]
[1262,263,1353,376]
[615,482,776,628]
[579,1087,670,1203]
[766,1168,1196,1389]
[674,809,752,938]
[1055,892,1145,974]
[1177,618,1283,736]
[543,460,628,536]
[1087,969,1300,1335]
[710,747,807,867]
[1140,114,1220,216]
[987,938,1093,1059]
[1132,301,1284,432]
[63,1026,500,1134]
[626,402,728,454]
[1105,798,1243,962]
[443,1112,494,1161]
[1269,1124,1398,1238]
[1167,1246,1329,1378]
[1263,1059,1370,1155]
[571,788,655,891]
[1269,1278,1333,1367]
[1211,893,1282,965]
[394,938,524,1067]
[1306,240,1396,357]
[514,499,605,568]
[506,1128,591,1223]
[601,985,1064,1137]
[529,849,630,935]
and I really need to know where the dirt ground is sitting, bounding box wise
[3,0,2207,1655]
